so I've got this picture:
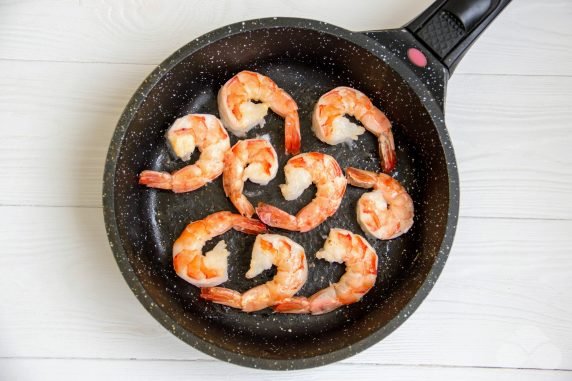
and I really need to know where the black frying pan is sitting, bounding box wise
[103,0,511,370]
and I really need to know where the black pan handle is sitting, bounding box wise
[406,0,511,74]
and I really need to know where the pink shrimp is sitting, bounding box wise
[346,167,414,240]
[139,114,230,193]
[200,234,307,312]
[255,152,347,232]
[222,139,278,217]
[218,70,301,154]
[274,229,378,315]
[312,86,396,172]
[173,211,267,288]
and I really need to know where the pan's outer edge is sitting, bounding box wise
[102,17,460,370]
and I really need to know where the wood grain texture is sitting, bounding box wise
[446,74,572,220]
[0,0,570,76]
[1,206,570,369]
[2,359,571,381]
[1,61,571,219]
[0,61,149,208]
[1,0,572,378]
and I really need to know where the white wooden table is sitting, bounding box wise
[1,0,571,379]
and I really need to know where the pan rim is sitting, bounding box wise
[102,16,459,370]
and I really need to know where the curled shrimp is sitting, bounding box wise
[200,234,308,312]
[274,229,378,315]
[223,139,279,218]
[255,152,347,232]
[346,167,414,240]
[139,114,230,193]
[312,86,396,172]
[173,211,267,287]
[218,70,301,154]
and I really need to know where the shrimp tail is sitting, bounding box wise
[255,203,299,231]
[285,113,301,155]
[273,297,310,313]
[378,132,396,173]
[232,196,256,218]
[200,287,242,309]
[139,170,173,190]
[232,216,268,235]
[345,167,377,189]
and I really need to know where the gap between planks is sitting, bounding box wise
[0,356,572,372]
[0,57,571,80]
[0,203,570,223]
[2,65,572,217]
[1,356,572,372]
[2,358,572,381]
[0,0,569,76]
[2,207,571,366]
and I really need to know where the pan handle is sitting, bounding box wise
[406,0,512,74]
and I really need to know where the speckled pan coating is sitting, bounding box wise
[103,18,459,370]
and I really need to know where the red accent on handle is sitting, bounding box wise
[407,48,428,67]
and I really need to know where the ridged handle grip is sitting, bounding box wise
[406,0,512,74]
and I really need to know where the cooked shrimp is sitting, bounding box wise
[312,86,396,172]
[223,139,278,217]
[255,152,347,232]
[218,70,301,154]
[274,229,378,315]
[139,114,230,193]
[173,211,267,288]
[346,167,414,240]
[200,234,307,312]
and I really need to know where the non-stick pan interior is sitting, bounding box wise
[110,24,452,366]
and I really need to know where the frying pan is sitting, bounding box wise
[103,0,511,369]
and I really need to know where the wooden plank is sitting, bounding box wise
[0,0,570,76]
[1,0,569,378]
[1,206,571,369]
[1,61,571,219]
[2,359,571,381]
[446,74,572,220]
[0,62,150,208]
[457,0,572,76]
